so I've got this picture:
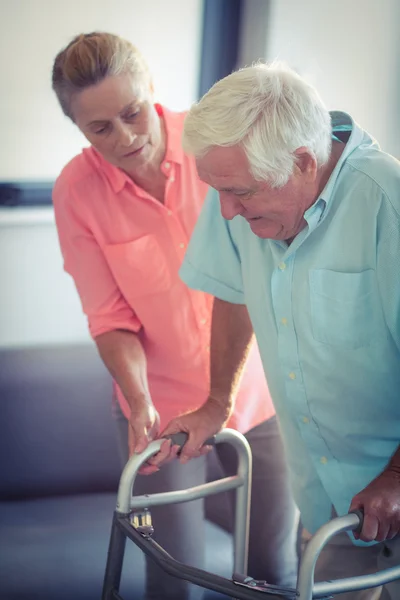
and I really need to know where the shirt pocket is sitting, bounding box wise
[309,269,382,348]
[103,234,171,301]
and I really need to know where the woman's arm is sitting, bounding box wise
[95,329,159,454]
[53,181,158,456]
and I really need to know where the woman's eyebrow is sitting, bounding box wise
[120,101,139,114]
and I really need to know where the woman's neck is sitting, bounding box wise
[124,115,168,202]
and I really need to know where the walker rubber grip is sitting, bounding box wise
[349,509,364,535]
[166,432,216,452]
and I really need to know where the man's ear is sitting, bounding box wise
[293,147,317,181]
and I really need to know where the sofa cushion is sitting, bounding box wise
[0,345,121,499]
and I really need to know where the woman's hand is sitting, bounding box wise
[129,401,163,474]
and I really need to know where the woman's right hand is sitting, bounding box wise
[129,400,160,456]
[94,330,162,472]
[129,401,182,475]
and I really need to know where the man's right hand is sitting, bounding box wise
[148,400,229,470]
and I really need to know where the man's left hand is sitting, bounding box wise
[350,469,400,542]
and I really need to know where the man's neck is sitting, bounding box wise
[285,141,346,246]
[316,140,346,198]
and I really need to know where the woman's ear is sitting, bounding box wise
[149,79,155,98]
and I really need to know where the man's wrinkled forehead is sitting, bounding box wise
[195,145,253,187]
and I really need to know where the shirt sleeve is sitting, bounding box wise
[52,179,141,339]
[376,192,400,351]
[179,187,245,304]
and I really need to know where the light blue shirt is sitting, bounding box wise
[180,112,400,540]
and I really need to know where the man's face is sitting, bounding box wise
[196,145,314,241]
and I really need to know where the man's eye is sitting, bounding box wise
[126,111,139,120]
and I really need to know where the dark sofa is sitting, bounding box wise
[0,344,233,600]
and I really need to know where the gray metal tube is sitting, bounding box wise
[115,428,252,576]
[312,565,400,598]
[129,476,244,509]
[297,513,360,600]
[215,429,252,575]
[297,513,400,599]
[116,440,164,513]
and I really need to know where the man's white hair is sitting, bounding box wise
[183,62,332,188]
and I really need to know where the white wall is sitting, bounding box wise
[237,0,272,68]
[259,0,400,157]
[0,0,203,348]
[0,211,91,347]
[0,0,203,180]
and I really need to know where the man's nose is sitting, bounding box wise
[219,193,243,220]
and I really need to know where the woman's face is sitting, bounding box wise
[71,73,163,170]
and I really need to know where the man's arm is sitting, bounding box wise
[157,298,254,464]
[349,191,400,542]
[207,298,254,423]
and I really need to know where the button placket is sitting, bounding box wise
[273,255,315,445]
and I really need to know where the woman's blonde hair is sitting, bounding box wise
[183,61,332,188]
[52,32,151,120]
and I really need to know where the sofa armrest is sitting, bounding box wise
[0,344,121,499]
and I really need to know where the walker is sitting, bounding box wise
[102,428,400,599]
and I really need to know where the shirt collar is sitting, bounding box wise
[298,111,375,230]
[281,112,373,251]
[159,104,185,167]
[89,104,185,195]
[318,111,374,209]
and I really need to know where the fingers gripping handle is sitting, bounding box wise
[165,432,216,455]
[349,508,364,536]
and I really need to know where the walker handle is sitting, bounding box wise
[348,508,364,536]
[166,432,216,454]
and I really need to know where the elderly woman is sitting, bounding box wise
[51,32,298,600]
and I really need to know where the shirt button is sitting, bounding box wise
[302,416,309,424]
[167,210,172,216]
[289,372,296,380]
[278,262,286,271]
[179,243,185,249]
[281,317,288,325]
[164,161,171,169]
[320,456,328,465]
[200,318,207,325]
[170,175,175,182]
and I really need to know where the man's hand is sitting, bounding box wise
[146,401,228,470]
[349,468,400,542]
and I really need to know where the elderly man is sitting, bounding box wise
[156,62,400,599]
